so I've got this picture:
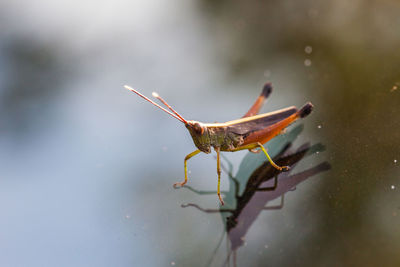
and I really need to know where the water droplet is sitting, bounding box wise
[305,46,313,54]
[171,261,176,266]
[391,185,395,190]
[317,125,322,129]
[304,59,312,67]
[264,245,269,249]
[125,215,131,219]
[394,159,397,163]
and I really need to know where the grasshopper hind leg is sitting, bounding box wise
[242,83,273,118]
[232,143,290,171]
[173,149,201,188]
[256,142,290,171]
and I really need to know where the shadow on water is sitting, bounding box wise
[181,125,330,266]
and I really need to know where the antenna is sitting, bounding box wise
[124,85,188,124]
[151,92,187,124]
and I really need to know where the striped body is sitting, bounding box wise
[186,104,311,153]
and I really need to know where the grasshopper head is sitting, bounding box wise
[185,121,211,153]
[124,86,211,153]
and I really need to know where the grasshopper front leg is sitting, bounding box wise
[174,149,201,188]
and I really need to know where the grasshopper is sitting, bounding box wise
[124,83,313,205]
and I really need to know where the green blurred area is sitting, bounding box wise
[195,0,400,265]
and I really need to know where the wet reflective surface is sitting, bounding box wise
[182,126,330,266]
[1,0,400,266]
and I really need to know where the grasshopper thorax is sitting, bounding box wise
[185,121,212,153]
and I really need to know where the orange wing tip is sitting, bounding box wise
[299,102,314,118]
[261,82,273,98]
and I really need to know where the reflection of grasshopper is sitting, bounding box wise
[181,126,330,266]
[125,83,313,204]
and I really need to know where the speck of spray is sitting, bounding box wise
[391,185,395,190]
[171,261,175,266]
[317,125,322,129]
[305,46,313,54]
[304,59,312,67]
[394,159,397,164]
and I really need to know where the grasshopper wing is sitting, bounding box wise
[228,106,297,135]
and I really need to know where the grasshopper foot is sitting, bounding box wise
[281,166,290,172]
[173,181,187,188]
[218,193,225,206]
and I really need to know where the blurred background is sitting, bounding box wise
[0,0,400,266]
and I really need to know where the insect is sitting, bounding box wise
[124,83,313,205]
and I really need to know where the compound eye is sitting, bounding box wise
[193,123,204,134]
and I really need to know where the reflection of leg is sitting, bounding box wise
[227,236,230,267]
[220,153,234,177]
[173,149,201,187]
[183,186,225,195]
[219,154,240,198]
[181,203,234,213]
[216,147,225,205]
[257,142,290,171]
[205,230,226,267]
[257,175,278,191]
[263,194,285,210]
